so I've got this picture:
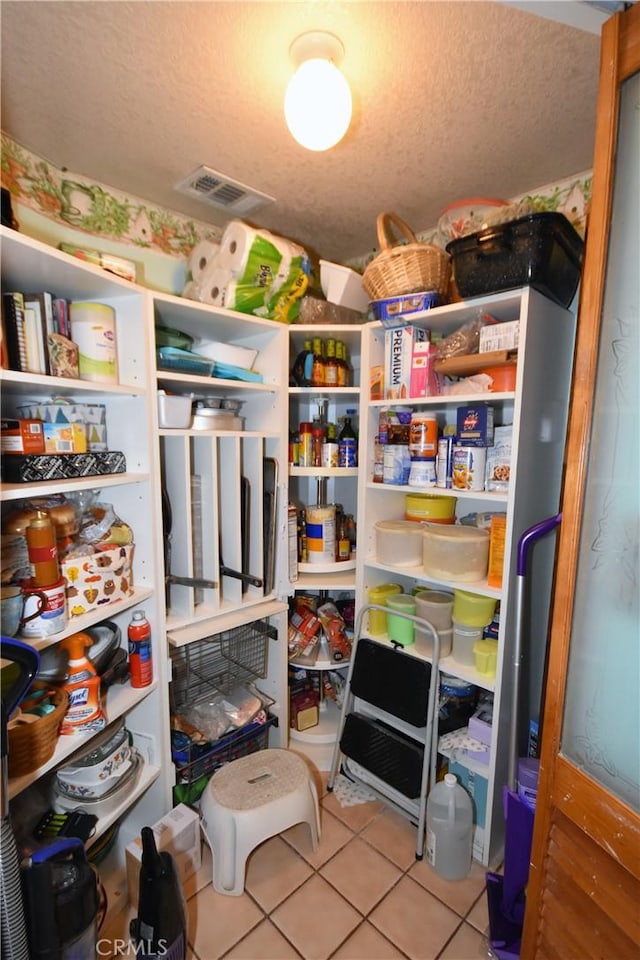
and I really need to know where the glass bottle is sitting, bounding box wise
[26,510,60,587]
[336,512,351,562]
[338,412,357,468]
[289,429,299,465]
[324,338,339,387]
[291,338,314,386]
[338,341,353,387]
[311,337,326,387]
[298,509,308,563]
[335,341,348,387]
[345,514,357,556]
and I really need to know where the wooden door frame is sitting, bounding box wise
[522,4,640,956]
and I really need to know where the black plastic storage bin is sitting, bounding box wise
[446,211,584,308]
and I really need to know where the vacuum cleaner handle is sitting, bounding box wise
[27,836,83,864]
[1,636,40,723]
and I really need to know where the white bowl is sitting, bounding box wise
[192,339,258,370]
[319,260,369,313]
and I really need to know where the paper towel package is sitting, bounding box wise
[126,803,202,908]
[184,219,310,322]
[189,239,221,282]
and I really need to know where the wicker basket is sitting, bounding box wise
[363,212,451,301]
[8,683,68,778]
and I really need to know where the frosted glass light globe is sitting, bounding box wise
[285,57,352,151]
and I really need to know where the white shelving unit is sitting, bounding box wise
[0,228,291,926]
[0,226,172,927]
[152,292,290,734]
[355,287,577,867]
[287,325,364,764]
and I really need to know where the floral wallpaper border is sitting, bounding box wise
[1,133,222,258]
[2,131,591,266]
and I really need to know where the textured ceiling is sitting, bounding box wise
[1,1,602,262]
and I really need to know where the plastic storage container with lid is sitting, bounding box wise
[414,590,454,657]
[452,590,497,628]
[375,520,423,567]
[384,593,416,646]
[422,524,490,582]
[452,621,483,666]
[367,583,403,635]
[405,493,456,524]
[426,773,473,880]
[474,638,498,677]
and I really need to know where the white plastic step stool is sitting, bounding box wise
[199,748,320,895]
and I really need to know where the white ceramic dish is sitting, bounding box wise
[55,722,132,799]
[192,339,258,370]
[53,749,143,816]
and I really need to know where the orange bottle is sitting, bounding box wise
[128,610,153,688]
[25,510,60,587]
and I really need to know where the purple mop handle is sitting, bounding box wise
[508,513,562,792]
[517,514,562,577]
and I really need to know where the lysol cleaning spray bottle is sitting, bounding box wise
[128,610,153,688]
[59,632,106,734]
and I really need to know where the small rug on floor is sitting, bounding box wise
[332,772,377,807]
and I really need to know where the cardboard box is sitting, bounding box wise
[61,543,134,616]
[479,319,520,353]
[409,340,441,398]
[16,401,107,451]
[485,424,512,492]
[1,418,45,455]
[449,759,488,861]
[469,706,493,746]
[456,404,495,446]
[384,326,427,399]
[126,803,202,908]
[43,422,87,453]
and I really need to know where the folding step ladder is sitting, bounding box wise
[328,603,441,860]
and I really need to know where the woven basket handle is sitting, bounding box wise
[376,212,418,251]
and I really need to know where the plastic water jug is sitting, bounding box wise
[426,773,473,880]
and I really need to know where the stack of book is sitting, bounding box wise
[2,291,76,377]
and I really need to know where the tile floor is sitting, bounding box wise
[103,765,493,960]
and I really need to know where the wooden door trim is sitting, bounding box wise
[553,756,640,881]
[522,5,640,957]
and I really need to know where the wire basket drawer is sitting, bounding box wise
[170,619,277,804]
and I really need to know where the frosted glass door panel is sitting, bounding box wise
[561,72,640,809]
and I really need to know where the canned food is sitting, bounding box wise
[452,445,487,492]
[436,436,454,488]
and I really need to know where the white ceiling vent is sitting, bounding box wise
[175,166,275,214]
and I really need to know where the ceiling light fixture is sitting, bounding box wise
[284,31,352,152]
